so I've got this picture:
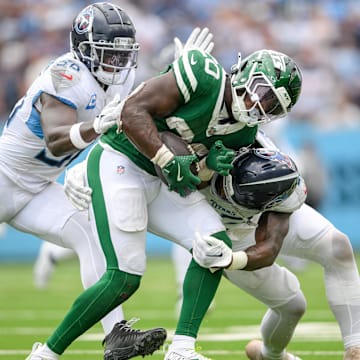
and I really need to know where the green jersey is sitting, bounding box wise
[101,49,257,175]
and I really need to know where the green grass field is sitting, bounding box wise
[0,257,348,359]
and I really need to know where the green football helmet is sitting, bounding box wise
[230,49,302,126]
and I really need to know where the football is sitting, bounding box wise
[154,131,199,184]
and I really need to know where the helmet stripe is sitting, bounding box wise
[112,5,124,25]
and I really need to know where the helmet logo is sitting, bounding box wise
[254,149,296,170]
[254,148,277,159]
[74,6,93,34]
[268,51,286,72]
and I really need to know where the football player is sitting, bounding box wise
[0,3,174,360]
[191,132,360,360]
[66,35,302,360]
[66,129,360,360]
[64,141,305,360]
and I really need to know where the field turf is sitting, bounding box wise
[0,257,348,359]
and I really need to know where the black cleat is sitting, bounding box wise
[103,318,167,360]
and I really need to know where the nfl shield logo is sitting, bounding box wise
[116,165,125,174]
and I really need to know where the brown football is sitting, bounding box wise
[154,131,199,185]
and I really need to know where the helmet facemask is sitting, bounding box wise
[79,37,139,85]
[230,51,295,127]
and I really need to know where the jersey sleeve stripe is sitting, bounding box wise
[55,96,77,109]
[26,106,44,139]
[182,52,198,92]
[173,59,190,102]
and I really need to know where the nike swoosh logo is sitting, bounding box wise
[176,163,183,181]
[190,54,197,65]
[60,72,73,80]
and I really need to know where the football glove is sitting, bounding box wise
[93,94,121,134]
[193,233,233,271]
[174,27,214,59]
[64,161,92,211]
[162,154,201,197]
[205,140,235,176]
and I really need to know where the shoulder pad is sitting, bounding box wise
[172,49,223,103]
[269,177,307,213]
[50,57,82,92]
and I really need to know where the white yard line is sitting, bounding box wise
[79,322,341,342]
[0,322,341,340]
[0,322,343,357]
[0,349,344,357]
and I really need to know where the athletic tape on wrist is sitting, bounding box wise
[227,251,248,270]
[151,144,174,169]
[69,122,92,150]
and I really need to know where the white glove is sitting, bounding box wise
[192,232,232,271]
[174,27,214,60]
[64,161,92,211]
[93,93,121,134]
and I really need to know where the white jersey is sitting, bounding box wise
[201,176,307,249]
[0,52,134,193]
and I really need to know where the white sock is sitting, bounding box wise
[36,344,59,360]
[170,335,196,350]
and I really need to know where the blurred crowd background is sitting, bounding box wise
[0,0,360,255]
[1,0,360,130]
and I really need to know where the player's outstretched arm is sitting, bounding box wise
[40,93,91,156]
[243,211,290,270]
[41,93,120,156]
[193,211,291,271]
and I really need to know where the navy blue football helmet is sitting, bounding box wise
[70,2,139,85]
[223,148,299,211]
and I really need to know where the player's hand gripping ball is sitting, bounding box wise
[154,132,200,196]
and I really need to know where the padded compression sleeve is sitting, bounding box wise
[175,231,231,337]
[47,269,140,354]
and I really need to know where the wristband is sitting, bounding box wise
[70,122,92,150]
[198,157,215,181]
[151,144,174,169]
[227,250,248,270]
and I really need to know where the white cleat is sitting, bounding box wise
[164,347,212,360]
[344,347,360,360]
[245,340,302,360]
[25,343,58,360]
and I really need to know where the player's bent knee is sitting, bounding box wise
[282,291,307,319]
[330,228,354,263]
[103,269,141,300]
